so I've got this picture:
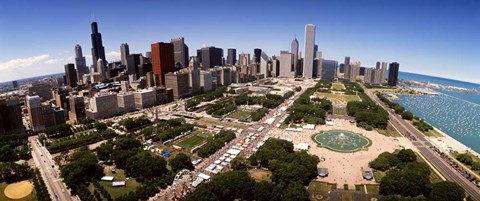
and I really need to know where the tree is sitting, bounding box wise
[186,171,256,201]
[169,153,194,172]
[61,148,103,193]
[93,121,107,132]
[125,152,168,181]
[428,181,465,201]
[231,156,247,171]
[401,111,414,120]
[282,182,310,201]
[95,140,114,160]
[396,149,417,163]
[379,162,431,197]
[0,145,14,162]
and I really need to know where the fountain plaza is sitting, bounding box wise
[269,119,414,189]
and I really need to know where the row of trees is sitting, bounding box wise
[0,132,30,162]
[233,93,285,109]
[118,115,151,131]
[186,86,227,110]
[47,128,117,153]
[197,130,236,158]
[206,100,237,117]
[347,100,389,130]
[188,138,320,201]
[251,108,269,121]
[0,162,31,183]
[186,171,310,201]
[152,118,195,142]
[376,93,414,120]
[32,169,52,201]
[92,179,113,201]
[60,147,104,194]
[413,120,434,132]
[283,82,332,125]
[44,123,74,138]
[456,153,480,172]
[370,149,466,201]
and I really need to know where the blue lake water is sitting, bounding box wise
[394,72,480,152]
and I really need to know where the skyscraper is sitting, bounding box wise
[126,54,141,79]
[64,63,77,87]
[343,56,351,79]
[388,62,400,86]
[320,60,338,81]
[90,21,106,69]
[151,42,175,86]
[279,51,294,78]
[253,48,262,64]
[74,44,88,84]
[171,37,189,68]
[199,46,223,70]
[120,43,130,65]
[239,53,250,66]
[260,51,270,77]
[189,56,201,95]
[303,24,316,78]
[97,58,106,81]
[291,37,299,76]
[227,49,236,65]
[0,97,24,134]
[381,62,388,83]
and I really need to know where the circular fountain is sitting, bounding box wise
[313,130,371,153]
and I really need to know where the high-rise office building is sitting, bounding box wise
[26,95,44,132]
[171,37,189,68]
[64,63,77,87]
[349,62,360,82]
[151,42,175,86]
[200,71,213,93]
[320,60,338,81]
[86,92,119,119]
[90,21,106,69]
[303,24,316,78]
[96,58,106,81]
[279,51,294,78]
[343,56,351,79]
[199,47,223,70]
[120,43,130,65]
[117,92,135,114]
[259,51,270,77]
[253,48,262,64]
[28,83,53,101]
[271,56,280,77]
[165,72,190,100]
[74,44,88,84]
[291,37,299,77]
[375,61,381,70]
[126,54,141,79]
[388,62,400,86]
[381,62,388,83]
[68,95,86,124]
[189,56,201,95]
[227,49,236,65]
[0,97,24,134]
[12,81,18,88]
[239,53,250,66]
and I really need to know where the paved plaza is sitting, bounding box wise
[270,119,407,189]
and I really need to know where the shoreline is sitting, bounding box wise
[427,124,480,158]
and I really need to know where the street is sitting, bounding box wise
[29,136,75,201]
[366,89,480,200]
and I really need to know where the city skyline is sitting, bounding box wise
[0,0,479,84]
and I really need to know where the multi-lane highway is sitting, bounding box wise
[30,136,75,201]
[366,89,480,200]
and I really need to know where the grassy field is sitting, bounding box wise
[372,169,386,182]
[196,117,247,129]
[248,169,272,182]
[332,83,346,91]
[0,182,36,201]
[226,109,251,122]
[406,120,443,137]
[89,168,141,200]
[355,184,379,194]
[376,122,403,137]
[308,181,337,191]
[176,135,207,149]
[333,107,347,115]
[450,151,480,175]
[316,93,360,103]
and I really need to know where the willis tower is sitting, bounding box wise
[91,20,106,69]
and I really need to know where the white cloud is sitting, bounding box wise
[106,51,121,61]
[44,58,64,64]
[0,54,50,70]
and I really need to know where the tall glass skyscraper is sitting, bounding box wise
[303,24,316,78]
[291,37,299,74]
[74,44,88,83]
[90,21,106,69]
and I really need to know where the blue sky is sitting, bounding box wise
[0,0,479,83]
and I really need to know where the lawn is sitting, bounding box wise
[248,169,272,182]
[376,122,402,137]
[332,83,346,91]
[196,117,247,129]
[356,184,380,194]
[0,182,37,201]
[226,110,251,122]
[333,107,347,115]
[406,120,443,137]
[308,181,337,191]
[89,168,141,200]
[176,134,207,149]
[316,93,360,103]
[372,169,386,182]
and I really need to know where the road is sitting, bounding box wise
[366,89,480,200]
[30,136,75,201]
